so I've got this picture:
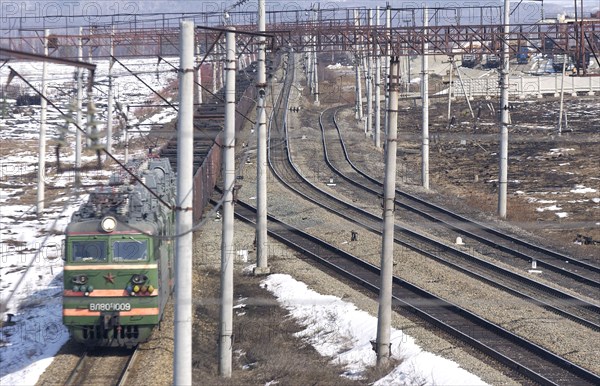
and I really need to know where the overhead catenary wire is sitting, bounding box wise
[112,54,255,154]
[0,181,86,315]
[158,56,257,126]
[6,66,174,210]
[4,42,263,219]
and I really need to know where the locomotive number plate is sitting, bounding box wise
[89,303,131,312]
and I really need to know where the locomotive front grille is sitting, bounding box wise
[119,325,140,340]
[82,325,108,340]
[81,325,139,340]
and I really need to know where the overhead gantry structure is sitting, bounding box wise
[1,6,599,70]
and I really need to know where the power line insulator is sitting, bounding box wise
[86,101,106,151]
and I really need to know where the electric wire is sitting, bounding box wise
[157,56,257,126]
[0,179,87,314]
[6,66,174,209]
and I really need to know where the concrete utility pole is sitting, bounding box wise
[86,42,93,148]
[366,8,373,135]
[313,41,320,105]
[124,123,130,163]
[447,57,454,122]
[384,6,391,139]
[212,45,218,94]
[196,43,203,104]
[173,20,194,386]
[376,56,399,366]
[421,8,429,190]
[254,0,270,276]
[305,36,311,93]
[558,54,567,135]
[498,0,510,218]
[106,26,114,153]
[37,29,49,215]
[76,27,83,182]
[219,27,236,378]
[312,6,320,105]
[306,35,313,94]
[452,61,475,118]
[375,55,382,146]
[374,7,381,148]
[219,39,227,89]
[355,54,363,120]
[354,9,363,121]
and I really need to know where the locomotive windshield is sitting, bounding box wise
[112,239,148,261]
[72,241,107,262]
[68,237,150,262]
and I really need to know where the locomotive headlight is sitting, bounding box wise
[100,216,117,233]
[131,274,148,285]
[72,275,88,285]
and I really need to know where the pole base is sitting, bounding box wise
[253,266,271,276]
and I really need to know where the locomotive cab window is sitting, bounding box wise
[112,238,148,261]
[71,240,107,262]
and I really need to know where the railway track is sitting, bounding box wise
[64,348,137,386]
[324,106,600,295]
[317,108,600,330]
[248,51,600,383]
[229,199,600,385]
[270,56,600,331]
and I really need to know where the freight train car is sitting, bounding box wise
[62,157,175,347]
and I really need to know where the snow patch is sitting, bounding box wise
[326,63,353,70]
[261,274,487,385]
[536,205,562,212]
[1,56,180,385]
[570,185,597,194]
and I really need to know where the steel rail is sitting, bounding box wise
[116,348,139,386]
[63,349,137,386]
[254,51,600,384]
[328,106,600,288]
[226,197,600,386]
[64,351,88,386]
[318,107,600,329]
[268,63,600,331]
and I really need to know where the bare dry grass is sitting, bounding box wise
[396,95,600,261]
[191,268,365,385]
[0,139,38,157]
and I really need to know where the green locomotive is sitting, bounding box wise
[63,157,175,347]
